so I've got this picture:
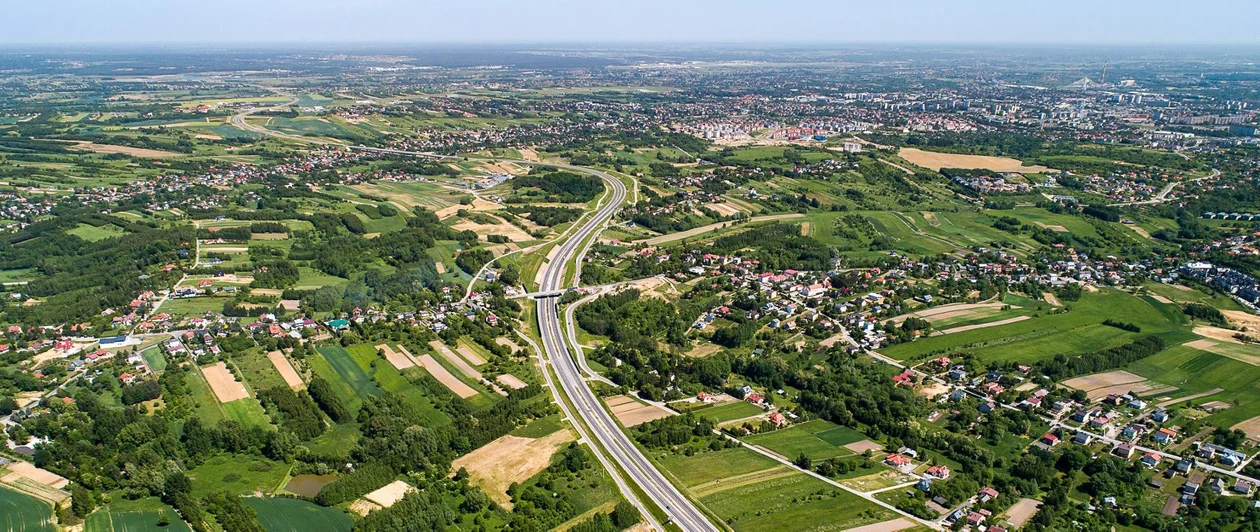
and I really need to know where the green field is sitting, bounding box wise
[511,414,566,438]
[188,453,289,499]
[657,447,780,487]
[0,486,53,532]
[1126,343,1260,428]
[233,350,290,392]
[139,347,167,372]
[880,289,1196,364]
[743,420,856,461]
[656,447,894,531]
[186,364,227,425]
[162,296,231,319]
[222,398,272,428]
[700,472,895,531]
[693,401,765,423]
[244,497,353,532]
[85,497,189,532]
[315,345,385,405]
[815,425,868,447]
[342,344,450,426]
[67,223,127,242]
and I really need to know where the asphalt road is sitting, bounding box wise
[344,146,716,530]
[221,110,717,529]
[532,165,717,532]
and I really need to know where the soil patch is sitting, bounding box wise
[1222,310,1260,331]
[375,344,415,370]
[894,302,1009,324]
[284,474,337,498]
[898,147,1050,173]
[202,362,249,402]
[843,439,884,454]
[435,198,502,219]
[450,430,574,508]
[451,214,534,243]
[363,480,415,508]
[67,141,181,158]
[605,395,674,427]
[704,202,747,216]
[2,461,69,489]
[1156,388,1223,408]
[268,351,304,390]
[495,337,521,353]
[456,344,487,366]
[1042,292,1062,307]
[844,518,918,532]
[429,341,483,380]
[409,348,478,398]
[1230,415,1260,440]
[1003,498,1041,529]
[496,374,528,390]
[1063,370,1147,392]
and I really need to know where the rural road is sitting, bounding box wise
[638,213,804,246]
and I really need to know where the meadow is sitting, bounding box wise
[188,453,288,499]
[0,487,53,532]
[742,420,859,461]
[85,497,188,532]
[1125,343,1260,428]
[880,289,1197,364]
[244,497,353,532]
[690,401,765,423]
[656,447,894,531]
[342,343,453,425]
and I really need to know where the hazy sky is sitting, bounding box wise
[4,0,1259,45]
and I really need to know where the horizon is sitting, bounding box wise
[6,0,1260,46]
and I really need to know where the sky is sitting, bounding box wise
[3,0,1259,45]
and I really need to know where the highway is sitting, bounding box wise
[224,110,717,529]
[532,165,717,532]
[344,146,717,531]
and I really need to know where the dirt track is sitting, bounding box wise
[638,213,804,245]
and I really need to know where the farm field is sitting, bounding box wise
[85,497,188,532]
[315,345,385,405]
[0,486,53,532]
[898,147,1051,172]
[450,429,575,507]
[742,420,858,461]
[245,497,353,532]
[1125,343,1260,428]
[656,447,894,531]
[188,453,288,499]
[139,347,167,372]
[693,401,765,423]
[880,289,1195,364]
[341,344,451,426]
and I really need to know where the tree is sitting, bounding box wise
[71,485,95,517]
[794,452,813,470]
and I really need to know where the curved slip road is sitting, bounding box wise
[347,147,717,531]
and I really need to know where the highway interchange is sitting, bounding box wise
[230,111,719,529]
